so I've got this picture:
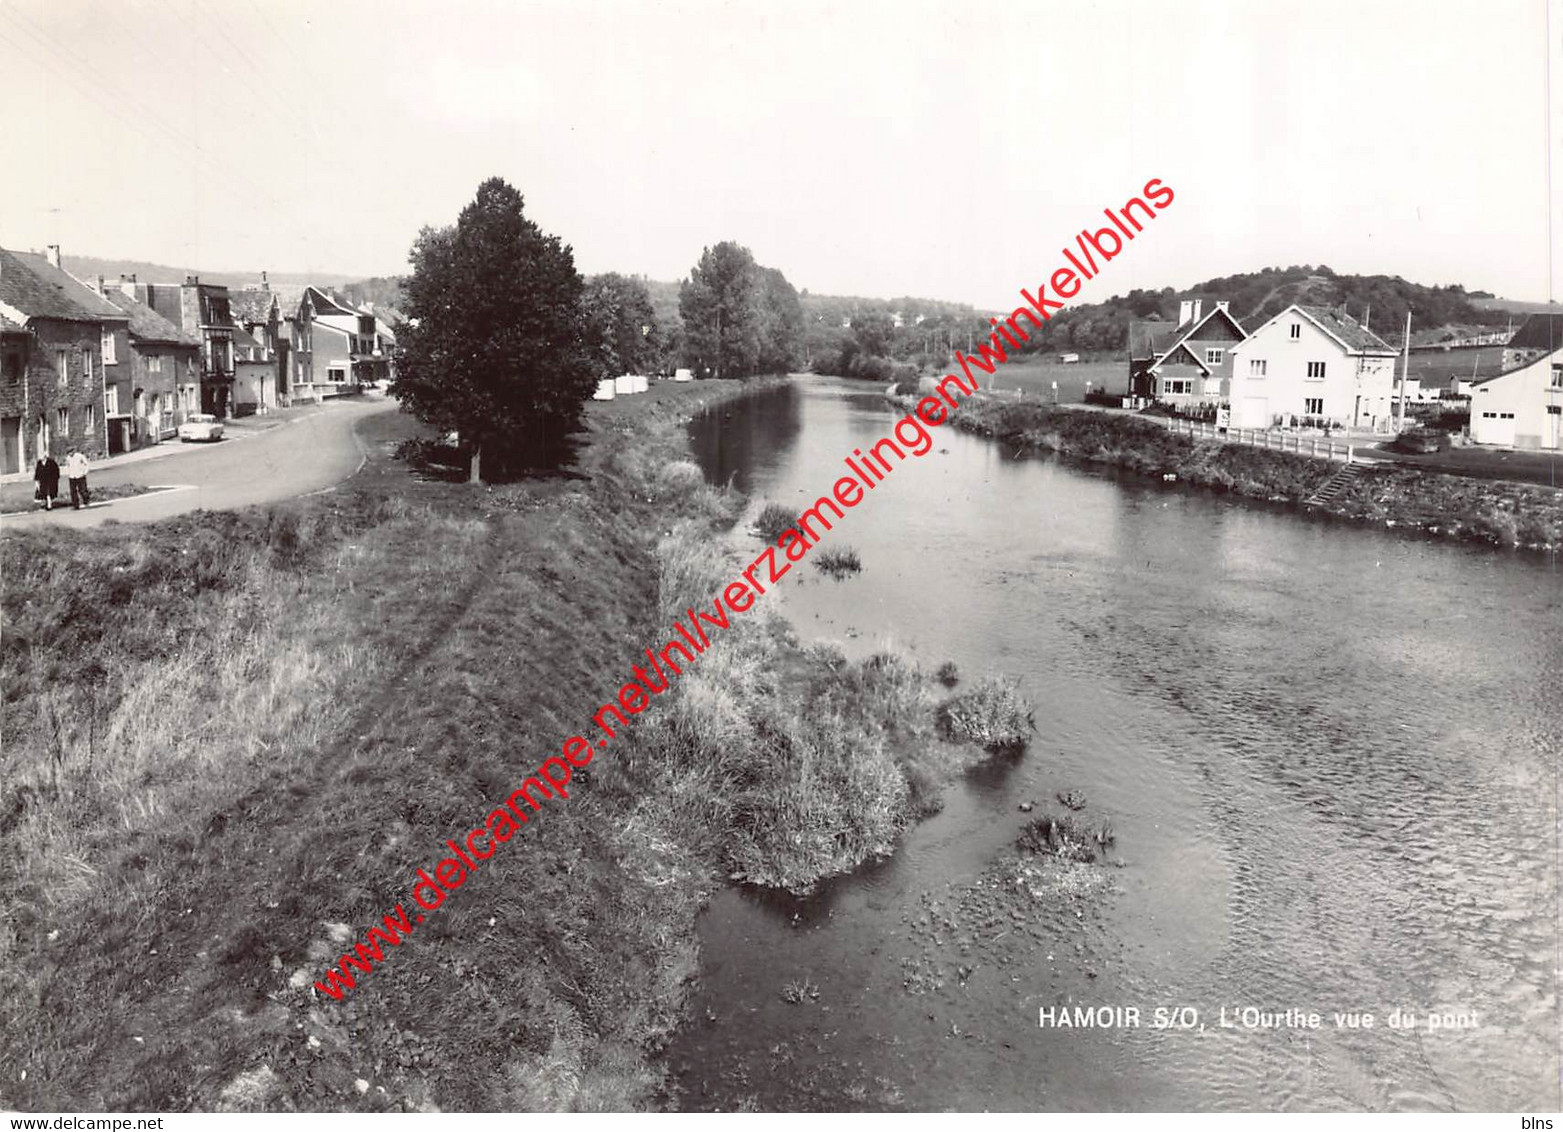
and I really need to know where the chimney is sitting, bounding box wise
[1190,299,1203,325]
[96,275,106,294]
[261,270,268,286]
[185,274,199,286]
[1178,299,1194,326]
[45,244,61,269]
[1216,300,1229,313]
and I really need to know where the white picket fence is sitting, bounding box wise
[1159,417,1356,463]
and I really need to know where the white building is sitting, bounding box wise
[1226,305,1399,431]
[1468,346,1563,450]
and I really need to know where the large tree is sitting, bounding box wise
[679,242,762,379]
[395,177,595,482]
[581,272,659,378]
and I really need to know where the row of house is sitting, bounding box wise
[1129,297,1401,432]
[1128,299,1562,450]
[0,245,396,474]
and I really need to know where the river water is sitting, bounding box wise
[674,376,1561,1112]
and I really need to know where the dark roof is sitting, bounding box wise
[1471,344,1563,387]
[1297,305,1396,353]
[305,285,359,316]
[0,248,129,323]
[97,287,200,346]
[1127,319,1177,359]
[1507,313,1563,351]
[230,288,279,325]
[232,325,261,350]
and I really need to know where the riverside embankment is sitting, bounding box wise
[924,393,1563,551]
[0,376,1032,1113]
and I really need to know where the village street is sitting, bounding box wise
[0,397,395,530]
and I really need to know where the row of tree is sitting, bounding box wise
[678,242,803,379]
[393,178,809,481]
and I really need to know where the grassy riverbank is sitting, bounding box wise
[0,378,1027,1112]
[934,394,1563,551]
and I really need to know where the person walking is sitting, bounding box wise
[64,448,90,510]
[32,452,59,511]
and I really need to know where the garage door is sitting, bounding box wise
[1477,412,1516,446]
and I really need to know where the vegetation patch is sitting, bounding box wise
[812,545,861,578]
[936,676,1036,753]
[754,501,797,542]
[1016,813,1115,864]
[0,481,158,515]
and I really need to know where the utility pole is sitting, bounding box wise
[1396,309,1411,434]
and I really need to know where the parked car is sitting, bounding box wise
[178,413,224,442]
[1393,426,1451,455]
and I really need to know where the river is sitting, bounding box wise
[672,375,1561,1112]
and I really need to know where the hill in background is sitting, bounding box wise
[1001,265,1522,359]
[59,254,359,292]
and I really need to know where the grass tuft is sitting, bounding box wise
[754,501,796,541]
[812,545,861,578]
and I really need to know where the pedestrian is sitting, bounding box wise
[33,451,59,511]
[64,448,90,510]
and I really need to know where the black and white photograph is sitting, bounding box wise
[1,0,1559,1117]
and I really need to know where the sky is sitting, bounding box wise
[1,0,1557,310]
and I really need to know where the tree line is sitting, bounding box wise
[1001,265,1510,359]
[393,178,811,482]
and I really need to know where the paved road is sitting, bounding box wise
[1,398,396,531]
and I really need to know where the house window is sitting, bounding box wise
[56,406,68,436]
[1249,359,1267,377]
[148,354,163,375]
[327,366,346,383]
[102,328,116,364]
[105,385,118,415]
[1162,378,1192,395]
[1304,397,1324,415]
[85,403,95,433]
[2,344,21,383]
[57,350,69,387]
[1204,348,1223,366]
[1501,412,1515,419]
[1290,323,1301,340]
[1548,406,1561,415]
[83,349,93,384]
[1551,364,1562,389]
[1306,362,1327,379]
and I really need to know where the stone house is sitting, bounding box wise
[0,246,127,471]
[96,278,201,444]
